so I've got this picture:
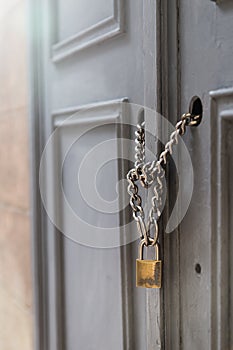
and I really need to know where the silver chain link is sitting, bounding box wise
[134,121,145,169]
[127,113,192,246]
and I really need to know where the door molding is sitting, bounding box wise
[52,0,124,62]
[210,87,233,350]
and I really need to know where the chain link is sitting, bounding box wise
[127,169,144,222]
[134,121,145,169]
[127,113,191,246]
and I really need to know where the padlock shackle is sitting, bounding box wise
[139,238,159,260]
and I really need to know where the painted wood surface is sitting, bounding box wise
[29,0,233,349]
[177,1,233,349]
[29,0,160,349]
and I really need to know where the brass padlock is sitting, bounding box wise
[136,240,162,288]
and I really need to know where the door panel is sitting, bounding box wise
[209,89,233,349]
[53,0,123,61]
[52,102,126,349]
[156,1,233,349]
[176,1,233,349]
[30,0,159,349]
[57,0,114,41]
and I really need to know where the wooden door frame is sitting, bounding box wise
[160,1,181,349]
[28,0,62,348]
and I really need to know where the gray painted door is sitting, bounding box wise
[163,1,233,350]
[29,0,233,349]
[29,0,160,349]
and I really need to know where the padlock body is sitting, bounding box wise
[136,259,162,288]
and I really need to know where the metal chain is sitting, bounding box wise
[134,121,145,169]
[127,112,192,246]
[127,180,143,228]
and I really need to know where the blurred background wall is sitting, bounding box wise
[0,0,33,349]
